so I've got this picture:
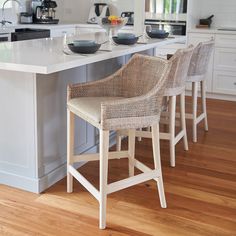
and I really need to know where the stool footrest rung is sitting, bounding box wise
[134,159,160,182]
[174,130,185,145]
[196,113,205,124]
[73,151,129,163]
[107,169,160,194]
[68,165,100,201]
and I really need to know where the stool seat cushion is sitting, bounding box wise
[67,97,123,125]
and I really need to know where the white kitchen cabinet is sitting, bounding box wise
[213,34,236,95]
[187,33,215,92]
[213,70,236,95]
[187,31,236,99]
[215,34,236,49]
[214,48,236,72]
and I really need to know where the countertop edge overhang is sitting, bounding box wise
[0,36,186,75]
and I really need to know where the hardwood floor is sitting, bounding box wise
[0,98,236,236]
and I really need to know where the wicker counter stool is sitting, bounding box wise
[67,54,171,229]
[117,47,194,167]
[187,40,214,142]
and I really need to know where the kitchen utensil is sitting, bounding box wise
[121,12,134,25]
[199,15,214,27]
[33,0,59,24]
[87,3,110,24]
[112,36,139,45]
[68,43,101,54]
[98,17,128,40]
[117,33,136,39]
[146,29,169,39]
[20,12,33,24]
[73,40,96,47]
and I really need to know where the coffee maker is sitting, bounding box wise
[87,3,110,24]
[32,0,59,24]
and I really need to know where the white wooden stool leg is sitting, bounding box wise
[192,82,198,142]
[67,110,74,193]
[137,128,142,142]
[116,131,122,151]
[99,130,109,230]
[151,123,167,208]
[128,129,135,177]
[201,80,208,131]
[180,92,188,151]
[169,96,176,167]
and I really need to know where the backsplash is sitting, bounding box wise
[55,0,135,24]
[96,0,134,16]
[188,0,236,29]
[200,0,236,28]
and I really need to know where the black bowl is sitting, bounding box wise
[68,43,101,54]
[112,36,139,45]
[146,30,169,39]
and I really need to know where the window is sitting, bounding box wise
[146,0,187,14]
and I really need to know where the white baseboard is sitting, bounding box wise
[0,171,40,193]
[0,133,117,193]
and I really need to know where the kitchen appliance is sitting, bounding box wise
[32,0,59,24]
[199,15,214,27]
[20,12,33,24]
[145,19,186,35]
[145,0,187,35]
[87,3,110,24]
[121,12,134,25]
[0,32,11,42]
[11,28,50,41]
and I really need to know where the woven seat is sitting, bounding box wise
[117,46,194,167]
[186,40,214,142]
[67,97,124,125]
[67,54,171,229]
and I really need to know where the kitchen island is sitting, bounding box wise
[0,35,185,193]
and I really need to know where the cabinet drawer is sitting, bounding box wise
[215,34,236,48]
[215,48,236,71]
[213,71,236,95]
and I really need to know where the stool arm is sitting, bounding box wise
[100,89,164,130]
[67,72,122,100]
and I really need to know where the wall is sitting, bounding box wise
[100,0,134,16]
[187,0,236,29]
[0,0,135,24]
[56,0,135,23]
[55,0,92,23]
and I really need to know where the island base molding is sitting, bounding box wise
[0,132,117,193]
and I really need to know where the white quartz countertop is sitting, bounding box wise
[0,36,185,74]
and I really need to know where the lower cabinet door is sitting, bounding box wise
[213,70,236,95]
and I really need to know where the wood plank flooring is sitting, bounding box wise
[0,98,236,236]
